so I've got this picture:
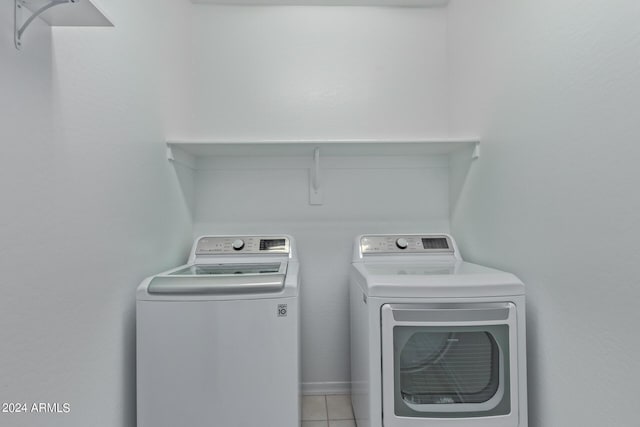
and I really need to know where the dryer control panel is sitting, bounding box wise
[360,235,454,255]
[196,236,290,255]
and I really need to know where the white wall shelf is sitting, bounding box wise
[166,138,479,163]
[14,0,113,50]
[166,138,479,207]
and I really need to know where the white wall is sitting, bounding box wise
[447,1,640,426]
[0,1,192,426]
[178,5,449,140]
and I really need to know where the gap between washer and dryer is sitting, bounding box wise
[302,395,355,427]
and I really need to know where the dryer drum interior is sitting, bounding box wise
[398,331,500,404]
[391,324,511,418]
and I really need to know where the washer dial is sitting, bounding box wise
[396,238,409,249]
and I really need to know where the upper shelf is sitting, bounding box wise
[191,0,448,6]
[167,138,480,160]
[167,138,479,206]
[15,0,113,49]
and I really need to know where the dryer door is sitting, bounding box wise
[381,303,519,427]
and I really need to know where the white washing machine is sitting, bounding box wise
[350,234,527,427]
[137,235,300,427]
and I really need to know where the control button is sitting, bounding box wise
[396,238,409,249]
[232,239,245,250]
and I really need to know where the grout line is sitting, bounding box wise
[325,395,329,424]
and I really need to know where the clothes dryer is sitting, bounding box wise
[137,235,300,427]
[350,234,527,427]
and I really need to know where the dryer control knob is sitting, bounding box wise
[232,239,245,250]
[396,238,409,249]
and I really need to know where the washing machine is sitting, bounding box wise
[137,235,300,427]
[350,234,527,427]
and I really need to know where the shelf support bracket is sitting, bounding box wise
[309,147,323,205]
[472,141,480,160]
[14,0,75,50]
[166,146,176,162]
[166,144,196,170]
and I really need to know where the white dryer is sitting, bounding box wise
[350,234,527,427]
[137,235,300,427]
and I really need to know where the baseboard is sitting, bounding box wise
[302,381,350,395]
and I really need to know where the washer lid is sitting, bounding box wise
[354,261,524,298]
[170,262,284,276]
[147,274,286,296]
[146,261,288,296]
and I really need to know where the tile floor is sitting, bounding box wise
[302,394,355,427]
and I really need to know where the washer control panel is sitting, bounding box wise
[196,236,290,255]
[360,235,454,255]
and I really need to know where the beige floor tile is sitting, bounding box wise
[326,395,354,420]
[329,421,356,427]
[302,395,327,421]
[303,422,328,427]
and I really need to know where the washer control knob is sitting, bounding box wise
[396,238,409,250]
[232,239,245,250]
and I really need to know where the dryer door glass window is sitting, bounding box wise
[393,325,510,418]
